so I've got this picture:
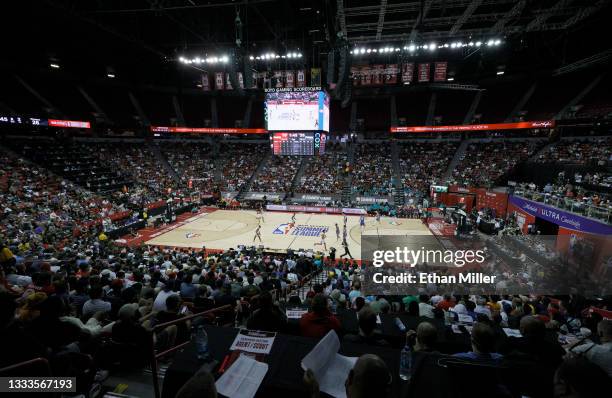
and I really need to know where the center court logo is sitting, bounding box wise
[272,223,329,237]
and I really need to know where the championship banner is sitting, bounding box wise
[434,62,447,82]
[215,72,224,90]
[385,64,398,84]
[401,63,414,83]
[285,70,295,88]
[237,72,244,89]
[361,66,372,86]
[274,70,284,88]
[351,66,360,86]
[151,126,267,134]
[310,68,321,87]
[225,73,233,90]
[201,72,210,91]
[390,120,556,133]
[296,70,306,87]
[373,64,384,85]
[418,63,430,82]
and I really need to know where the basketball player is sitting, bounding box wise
[314,230,327,252]
[359,214,366,232]
[342,222,347,242]
[375,211,381,224]
[256,207,264,224]
[253,224,262,243]
[339,238,353,259]
[335,223,341,241]
[291,212,296,224]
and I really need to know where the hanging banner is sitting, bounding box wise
[434,62,448,82]
[201,73,210,91]
[361,66,372,86]
[385,64,398,84]
[310,68,321,86]
[373,64,384,85]
[351,66,360,86]
[296,70,306,87]
[225,73,233,90]
[274,70,284,88]
[215,72,224,90]
[237,72,244,89]
[418,63,430,82]
[401,63,414,83]
[285,70,295,88]
[252,71,259,89]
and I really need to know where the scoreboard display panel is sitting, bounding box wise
[271,132,326,156]
[265,89,329,132]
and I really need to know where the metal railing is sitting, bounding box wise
[516,189,612,224]
[149,305,233,398]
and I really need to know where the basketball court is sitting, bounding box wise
[144,209,433,259]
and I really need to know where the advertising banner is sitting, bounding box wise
[508,196,612,235]
[391,120,556,133]
[310,68,321,86]
[201,73,210,91]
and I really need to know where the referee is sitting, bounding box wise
[339,238,353,259]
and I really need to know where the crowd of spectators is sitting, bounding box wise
[452,141,543,187]
[398,142,458,197]
[351,144,394,196]
[535,137,612,165]
[219,144,267,192]
[161,142,217,193]
[297,152,348,194]
[250,156,301,192]
[1,149,125,250]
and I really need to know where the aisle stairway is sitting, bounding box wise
[341,143,356,204]
[443,140,469,181]
[391,141,405,205]
[236,152,271,200]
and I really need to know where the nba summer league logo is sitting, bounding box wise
[272,223,328,237]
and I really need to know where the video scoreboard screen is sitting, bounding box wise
[265,88,329,132]
[271,132,326,156]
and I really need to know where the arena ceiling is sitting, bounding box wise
[2,0,611,85]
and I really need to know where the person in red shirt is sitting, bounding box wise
[437,295,455,311]
[299,294,341,339]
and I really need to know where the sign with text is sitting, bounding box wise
[391,120,555,133]
[230,329,276,355]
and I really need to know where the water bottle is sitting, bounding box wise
[195,326,209,360]
[395,317,406,332]
[399,342,412,381]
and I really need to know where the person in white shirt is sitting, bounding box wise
[152,282,180,312]
[418,295,435,318]
[474,297,492,319]
[570,319,612,377]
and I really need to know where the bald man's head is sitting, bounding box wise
[520,315,545,338]
[416,321,438,349]
[346,354,391,398]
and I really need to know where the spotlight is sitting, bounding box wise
[360,48,366,54]
[494,39,501,45]
[475,41,482,47]
[50,63,60,69]
[408,45,416,51]
[367,49,372,53]
[487,40,494,46]
[468,42,474,46]
[249,56,254,60]
[496,71,505,75]
[447,77,454,81]
[297,53,302,57]
[107,73,115,78]
[428,43,436,50]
